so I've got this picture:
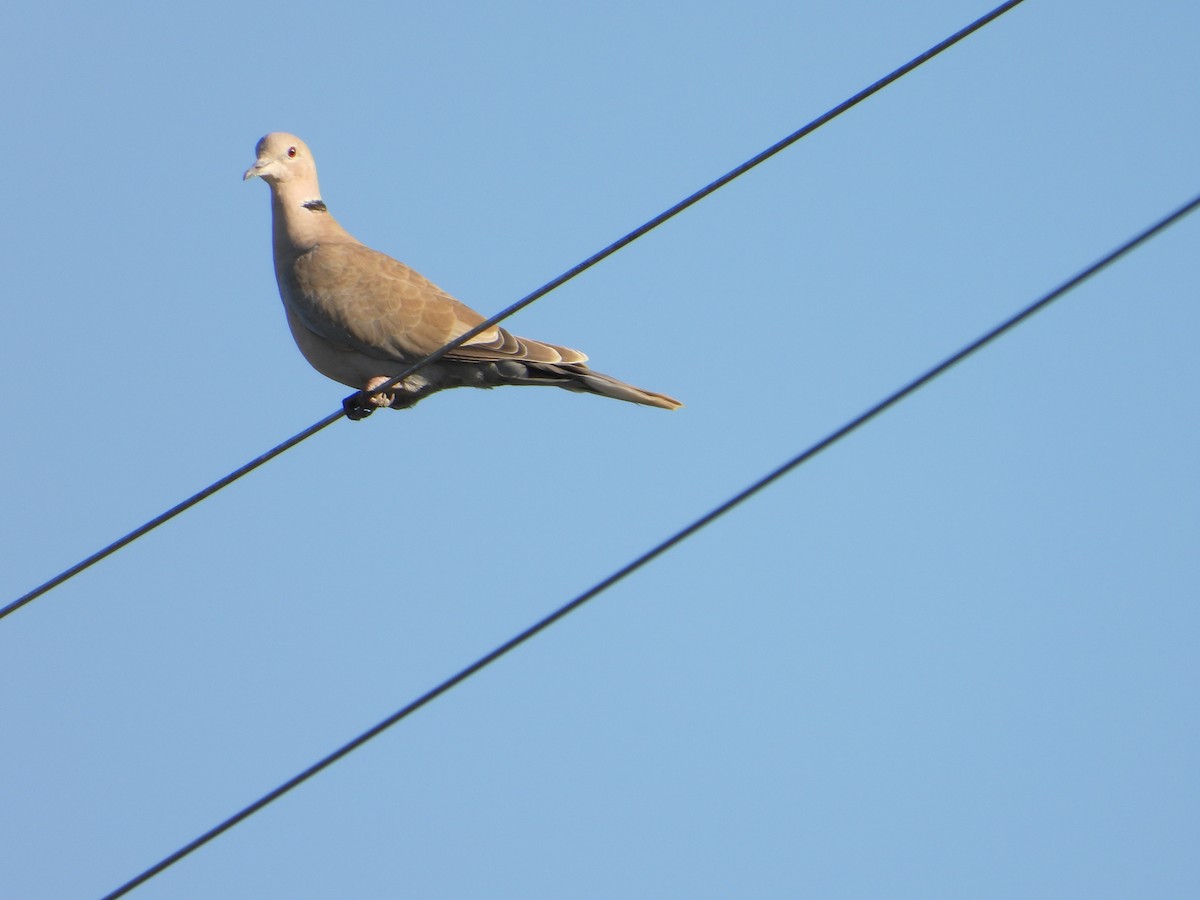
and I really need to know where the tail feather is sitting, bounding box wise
[555,364,682,410]
[450,359,683,410]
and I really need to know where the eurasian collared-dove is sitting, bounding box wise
[244,133,681,418]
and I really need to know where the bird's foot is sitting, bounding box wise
[363,376,401,413]
[344,378,405,420]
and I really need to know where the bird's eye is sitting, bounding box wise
[287,146,297,158]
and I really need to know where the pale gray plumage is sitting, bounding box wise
[244,133,682,416]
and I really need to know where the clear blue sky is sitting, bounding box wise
[3,1,1198,897]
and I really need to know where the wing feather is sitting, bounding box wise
[289,242,587,365]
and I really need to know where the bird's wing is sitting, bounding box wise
[288,241,587,365]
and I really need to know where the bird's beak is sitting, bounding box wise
[243,160,266,181]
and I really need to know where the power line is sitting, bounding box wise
[2,0,1026,624]
[357,0,1028,407]
[2,414,344,619]
[99,192,1200,900]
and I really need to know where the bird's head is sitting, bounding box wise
[243,132,317,186]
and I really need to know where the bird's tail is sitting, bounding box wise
[482,360,682,409]
[555,364,683,410]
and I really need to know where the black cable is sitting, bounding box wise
[99,192,1200,900]
[359,0,1029,404]
[1,414,344,620]
[2,0,1027,623]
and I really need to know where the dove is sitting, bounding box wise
[244,133,682,418]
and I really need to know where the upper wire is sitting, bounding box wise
[1,0,1027,623]
[99,190,1200,900]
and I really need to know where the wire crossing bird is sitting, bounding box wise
[244,133,682,418]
